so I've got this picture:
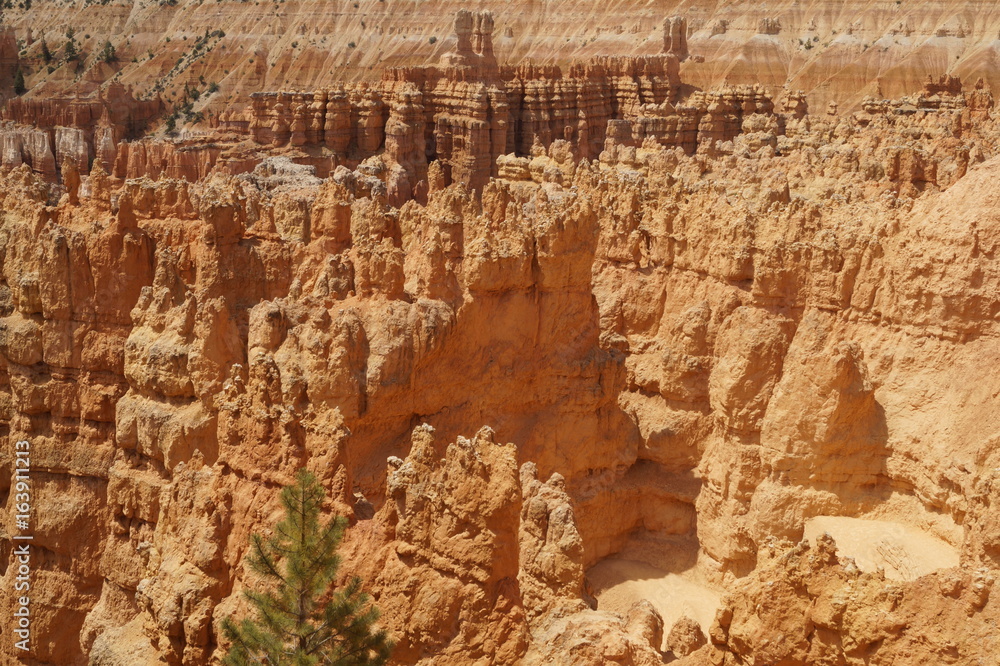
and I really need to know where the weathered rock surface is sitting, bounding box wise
[1,84,163,178]
[1,4,1000,664]
[675,535,999,666]
[9,0,1000,122]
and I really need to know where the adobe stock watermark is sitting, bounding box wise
[11,439,32,653]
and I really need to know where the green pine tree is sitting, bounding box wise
[13,68,25,95]
[41,40,51,63]
[222,469,394,666]
[99,40,116,63]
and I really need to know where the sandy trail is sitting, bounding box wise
[588,558,721,651]
[804,515,960,581]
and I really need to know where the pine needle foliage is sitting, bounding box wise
[222,469,394,666]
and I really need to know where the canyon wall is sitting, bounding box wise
[0,58,998,662]
[1,1,1000,665]
[238,12,684,201]
[0,84,163,180]
[9,0,1000,124]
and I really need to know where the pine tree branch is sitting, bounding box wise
[250,533,288,585]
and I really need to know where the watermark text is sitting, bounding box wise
[11,439,31,652]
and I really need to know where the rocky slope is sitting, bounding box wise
[677,534,998,665]
[8,0,1000,123]
[1,2,1000,665]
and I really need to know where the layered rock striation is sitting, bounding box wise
[10,0,1000,118]
[1,4,1000,666]
[0,78,999,661]
[239,11,683,202]
[0,84,163,180]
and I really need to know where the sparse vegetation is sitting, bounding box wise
[147,29,227,98]
[429,36,437,44]
[99,40,116,63]
[13,68,25,95]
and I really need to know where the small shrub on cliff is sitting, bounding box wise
[41,40,51,62]
[221,469,393,666]
[13,68,25,95]
[99,40,116,63]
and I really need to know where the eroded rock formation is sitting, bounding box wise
[2,3,1000,666]
[675,535,999,665]
[240,12,684,199]
[0,84,163,186]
